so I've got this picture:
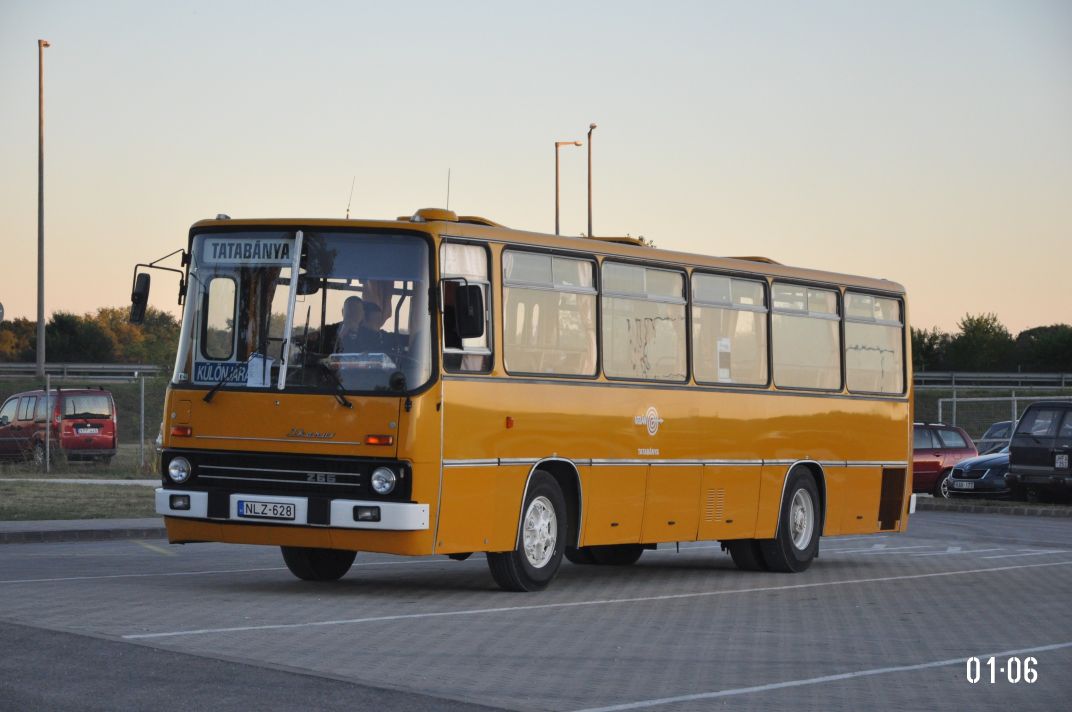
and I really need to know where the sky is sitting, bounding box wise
[1,0,1069,334]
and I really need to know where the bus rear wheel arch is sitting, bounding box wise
[487,470,567,591]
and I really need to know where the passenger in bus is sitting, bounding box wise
[354,301,393,353]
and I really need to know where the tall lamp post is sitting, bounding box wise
[586,123,597,238]
[37,39,50,379]
[554,140,582,235]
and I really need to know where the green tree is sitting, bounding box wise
[945,313,1015,372]
[911,326,950,372]
[1015,324,1072,372]
[46,312,116,362]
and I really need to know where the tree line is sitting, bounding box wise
[912,314,1072,372]
[0,307,179,369]
[1,307,1069,373]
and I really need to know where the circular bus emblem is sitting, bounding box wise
[635,406,663,436]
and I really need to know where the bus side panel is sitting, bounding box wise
[435,465,527,554]
[696,465,761,541]
[581,465,647,546]
[821,467,849,537]
[753,464,787,539]
[641,464,702,543]
[838,466,883,534]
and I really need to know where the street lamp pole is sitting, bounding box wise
[37,39,50,379]
[554,140,582,235]
[587,123,597,238]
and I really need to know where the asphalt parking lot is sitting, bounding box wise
[1,511,1070,712]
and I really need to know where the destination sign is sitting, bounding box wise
[202,237,293,266]
[193,361,249,384]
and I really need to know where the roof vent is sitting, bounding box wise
[409,208,458,223]
[215,214,231,220]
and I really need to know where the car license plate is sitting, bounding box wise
[1057,454,1070,469]
[953,481,974,490]
[77,427,99,434]
[237,500,295,520]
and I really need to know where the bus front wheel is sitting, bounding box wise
[487,471,567,592]
[726,540,768,571]
[759,467,820,573]
[280,546,356,581]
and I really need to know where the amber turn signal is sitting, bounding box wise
[365,434,394,446]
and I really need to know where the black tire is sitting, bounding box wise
[280,546,356,581]
[565,546,596,565]
[934,471,952,499]
[726,540,768,571]
[759,466,821,573]
[487,471,567,592]
[589,544,644,566]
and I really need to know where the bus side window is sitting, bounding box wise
[440,243,492,373]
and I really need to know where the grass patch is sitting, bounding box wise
[0,481,156,521]
[0,444,158,479]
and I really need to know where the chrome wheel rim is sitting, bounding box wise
[789,489,815,550]
[522,496,557,569]
[939,477,950,498]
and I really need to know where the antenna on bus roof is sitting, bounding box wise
[445,168,452,211]
[344,176,356,219]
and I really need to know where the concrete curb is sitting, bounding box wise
[0,526,166,545]
[917,499,1072,518]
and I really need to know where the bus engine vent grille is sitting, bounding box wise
[704,489,725,522]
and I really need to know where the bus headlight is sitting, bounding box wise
[370,467,396,495]
[167,457,192,484]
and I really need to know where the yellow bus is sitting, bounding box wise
[134,207,913,591]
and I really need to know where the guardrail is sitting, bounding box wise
[914,372,1072,389]
[0,362,163,381]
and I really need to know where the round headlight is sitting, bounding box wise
[167,457,192,484]
[370,467,396,495]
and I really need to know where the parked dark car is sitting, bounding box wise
[1007,402,1072,501]
[976,420,1013,455]
[0,388,117,464]
[913,423,978,497]
[945,446,1011,498]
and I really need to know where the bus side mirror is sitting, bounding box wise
[130,272,151,324]
[454,284,485,339]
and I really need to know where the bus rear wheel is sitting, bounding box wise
[726,540,768,571]
[280,546,356,581]
[759,467,820,573]
[589,544,644,566]
[487,471,567,592]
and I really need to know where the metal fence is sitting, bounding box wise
[0,362,162,381]
[934,394,1072,444]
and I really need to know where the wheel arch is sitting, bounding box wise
[514,458,583,549]
[776,460,827,536]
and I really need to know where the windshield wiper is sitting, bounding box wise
[203,376,229,403]
[317,362,353,409]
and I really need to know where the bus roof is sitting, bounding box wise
[190,210,905,295]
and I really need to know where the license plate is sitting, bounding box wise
[77,427,99,434]
[1057,454,1069,469]
[953,481,974,490]
[237,500,295,520]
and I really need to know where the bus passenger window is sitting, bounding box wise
[692,274,768,385]
[503,252,596,376]
[772,283,841,390]
[202,277,237,360]
[441,243,492,373]
[602,263,686,381]
[844,292,904,394]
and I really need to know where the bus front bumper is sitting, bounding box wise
[155,488,429,531]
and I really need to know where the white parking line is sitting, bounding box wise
[0,556,482,585]
[911,548,1004,557]
[981,550,1068,560]
[122,559,1072,640]
[571,640,1072,712]
[824,545,933,555]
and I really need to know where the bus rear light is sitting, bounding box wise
[354,506,381,522]
[170,425,192,437]
[365,435,393,446]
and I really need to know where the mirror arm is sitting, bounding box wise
[132,249,189,305]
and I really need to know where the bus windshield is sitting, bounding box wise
[177,230,433,395]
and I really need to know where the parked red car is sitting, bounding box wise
[912,423,978,497]
[0,388,117,464]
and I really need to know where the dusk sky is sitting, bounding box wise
[1,1,1069,333]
